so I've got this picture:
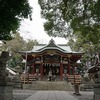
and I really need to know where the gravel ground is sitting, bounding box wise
[68,91,94,100]
[13,94,31,100]
[13,89,94,100]
[13,89,36,100]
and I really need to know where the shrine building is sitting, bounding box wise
[19,39,83,80]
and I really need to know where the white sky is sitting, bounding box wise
[19,0,67,44]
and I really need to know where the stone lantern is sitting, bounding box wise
[88,64,100,100]
[0,51,13,100]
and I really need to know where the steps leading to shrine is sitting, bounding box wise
[22,81,74,91]
[20,74,61,84]
[21,74,74,91]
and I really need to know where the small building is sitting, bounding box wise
[19,39,83,80]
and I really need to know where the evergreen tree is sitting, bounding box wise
[0,0,32,40]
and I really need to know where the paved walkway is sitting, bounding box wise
[25,91,78,100]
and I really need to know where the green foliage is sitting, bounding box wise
[1,33,25,51]
[7,54,23,68]
[0,33,38,68]
[67,32,100,70]
[38,0,100,43]
[83,76,90,82]
[0,0,32,40]
[25,39,38,51]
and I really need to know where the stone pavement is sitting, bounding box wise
[25,91,78,100]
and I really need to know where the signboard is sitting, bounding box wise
[67,75,81,84]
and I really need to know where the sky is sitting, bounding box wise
[19,0,67,44]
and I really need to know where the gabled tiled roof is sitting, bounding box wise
[35,39,66,52]
[31,39,73,53]
[19,39,82,54]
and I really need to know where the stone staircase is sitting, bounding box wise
[22,81,74,91]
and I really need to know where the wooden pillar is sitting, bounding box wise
[40,63,43,79]
[60,63,63,80]
[67,54,72,75]
[32,56,35,75]
[32,63,35,74]
[40,55,43,79]
[72,67,74,75]
[68,60,71,75]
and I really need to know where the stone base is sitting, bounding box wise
[0,85,13,100]
[73,92,81,96]
[94,84,100,100]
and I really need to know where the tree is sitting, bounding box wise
[67,33,100,72]
[1,33,25,51]
[0,0,32,40]
[38,0,100,43]
[0,33,38,68]
[25,39,38,51]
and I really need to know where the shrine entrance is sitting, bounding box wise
[43,63,60,76]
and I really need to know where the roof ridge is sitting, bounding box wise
[37,39,66,51]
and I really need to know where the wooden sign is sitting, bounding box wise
[67,75,81,84]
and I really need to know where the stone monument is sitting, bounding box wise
[0,51,13,100]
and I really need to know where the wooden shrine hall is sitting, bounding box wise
[19,39,83,80]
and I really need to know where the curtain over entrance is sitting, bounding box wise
[43,63,60,76]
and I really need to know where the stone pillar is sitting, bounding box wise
[0,51,13,100]
[74,84,81,95]
[0,84,13,100]
[94,71,100,100]
[94,84,100,100]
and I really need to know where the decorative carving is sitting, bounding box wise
[43,55,60,62]
[47,50,56,55]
